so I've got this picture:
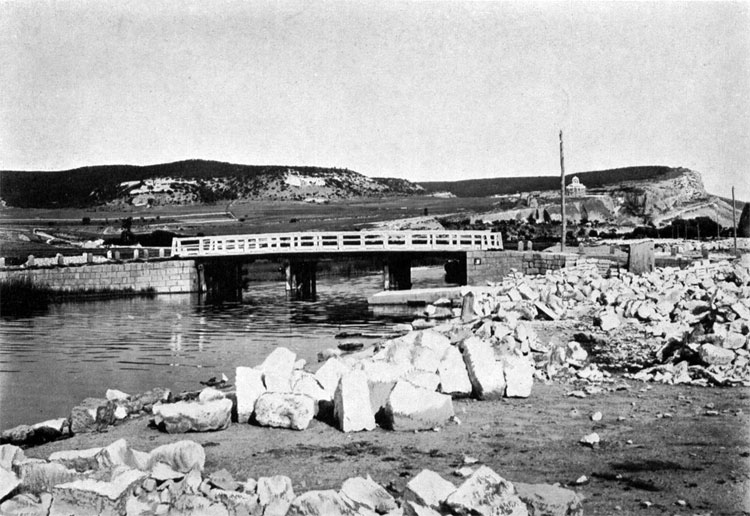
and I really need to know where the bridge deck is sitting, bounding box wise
[171,231,502,258]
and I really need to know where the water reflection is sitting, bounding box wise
[0,268,447,430]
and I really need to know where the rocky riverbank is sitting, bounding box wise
[2,255,749,514]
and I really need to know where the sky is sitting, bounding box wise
[1,1,748,199]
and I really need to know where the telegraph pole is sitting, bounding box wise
[559,130,566,253]
[732,186,737,255]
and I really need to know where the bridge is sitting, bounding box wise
[170,230,503,299]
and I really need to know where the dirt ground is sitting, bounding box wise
[25,378,750,516]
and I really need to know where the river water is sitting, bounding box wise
[0,268,444,431]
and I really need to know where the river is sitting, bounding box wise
[0,268,445,431]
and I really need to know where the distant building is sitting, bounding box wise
[566,176,587,198]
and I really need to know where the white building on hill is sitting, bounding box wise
[566,176,587,198]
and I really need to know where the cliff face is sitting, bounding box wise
[614,168,707,220]
[0,161,424,208]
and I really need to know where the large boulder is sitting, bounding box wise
[461,337,506,399]
[404,371,441,391]
[384,381,454,431]
[48,448,101,473]
[340,476,397,514]
[0,467,20,502]
[0,492,51,516]
[126,387,170,414]
[404,500,443,516]
[30,418,70,444]
[444,466,528,516]
[96,439,147,471]
[259,347,297,392]
[69,398,116,434]
[286,490,356,516]
[212,489,260,515]
[49,468,146,516]
[699,343,735,366]
[0,444,25,471]
[292,372,331,416]
[254,392,315,430]
[152,398,232,433]
[334,371,376,432]
[404,469,456,510]
[314,358,350,399]
[0,425,34,447]
[501,354,534,398]
[418,330,452,357]
[437,346,472,396]
[13,459,79,495]
[236,366,266,423]
[411,346,442,373]
[257,475,295,516]
[359,360,404,415]
[148,440,205,473]
[514,482,584,516]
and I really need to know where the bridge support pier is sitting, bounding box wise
[383,256,411,290]
[200,259,243,302]
[285,260,317,299]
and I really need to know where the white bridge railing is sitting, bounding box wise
[171,231,502,257]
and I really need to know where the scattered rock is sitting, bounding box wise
[514,482,584,516]
[152,398,232,433]
[444,465,528,516]
[257,475,295,516]
[0,492,52,516]
[340,476,397,514]
[198,387,226,403]
[699,344,736,366]
[579,432,600,447]
[286,489,356,516]
[461,337,506,399]
[254,392,315,430]
[69,398,116,434]
[259,347,297,391]
[148,440,205,473]
[49,448,102,473]
[334,371,376,432]
[0,444,25,471]
[437,346,473,396]
[598,311,621,332]
[0,467,20,502]
[236,366,266,424]
[501,354,534,398]
[315,358,350,399]
[14,459,79,495]
[384,381,454,431]
[105,389,130,402]
[403,469,456,510]
[49,468,146,516]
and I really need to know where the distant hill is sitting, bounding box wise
[0,160,423,208]
[418,166,682,197]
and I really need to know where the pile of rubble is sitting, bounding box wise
[160,324,536,434]
[405,256,750,387]
[0,438,583,516]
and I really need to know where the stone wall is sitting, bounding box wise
[465,251,624,284]
[0,260,200,294]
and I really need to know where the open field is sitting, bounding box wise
[0,197,503,259]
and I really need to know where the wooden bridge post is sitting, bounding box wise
[285,259,318,299]
[383,255,411,291]
[202,259,243,302]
